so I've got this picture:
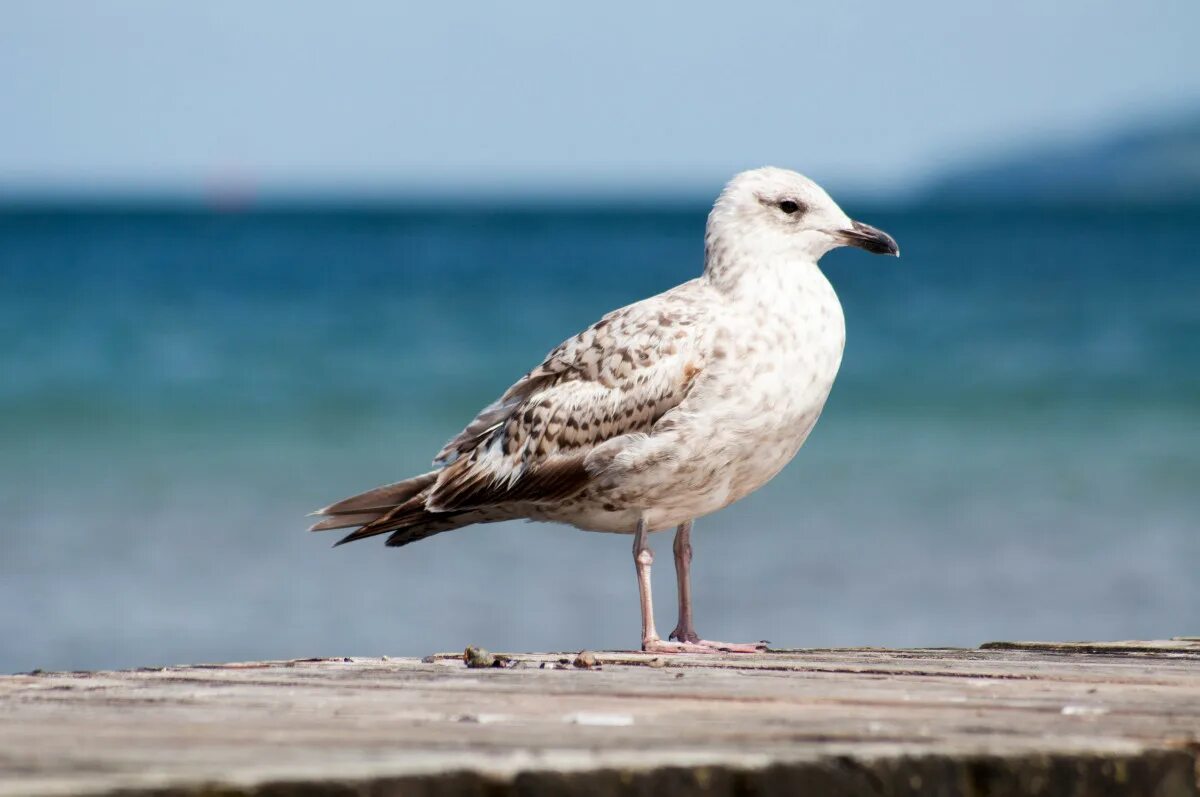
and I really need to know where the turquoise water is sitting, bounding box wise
[2,205,1198,672]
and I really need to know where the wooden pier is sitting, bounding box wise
[3,640,1199,796]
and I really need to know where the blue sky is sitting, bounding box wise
[2,1,1198,198]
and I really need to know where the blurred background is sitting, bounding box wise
[2,2,1198,673]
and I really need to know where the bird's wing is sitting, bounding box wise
[427,282,713,512]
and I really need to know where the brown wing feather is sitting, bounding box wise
[316,471,438,516]
[427,283,711,513]
[430,455,589,511]
[333,486,463,545]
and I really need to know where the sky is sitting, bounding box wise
[1,1,1198,199]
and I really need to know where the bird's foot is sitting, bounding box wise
[669,626,765,653]
[669,624,701,644]
[641,637,716,654]
[695,639,768,654]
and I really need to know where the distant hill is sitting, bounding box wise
[921,111,1200,204]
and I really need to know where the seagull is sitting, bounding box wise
[310,167,899,654]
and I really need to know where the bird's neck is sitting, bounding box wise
[702,219,837,301]
[703,242,831,304]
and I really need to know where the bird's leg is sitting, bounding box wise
[668,519,767,654]
[633,519,709,654]
[669,520,700,643]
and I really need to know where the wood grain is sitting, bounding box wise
[3,645,1198,796]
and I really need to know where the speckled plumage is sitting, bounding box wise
[311,167,899,651]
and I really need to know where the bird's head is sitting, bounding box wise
[707,167,899,264]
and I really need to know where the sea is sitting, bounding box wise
[2,203,1197,673]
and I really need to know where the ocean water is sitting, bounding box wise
[1,204,1197,673]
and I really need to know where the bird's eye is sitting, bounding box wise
[779,200,801,215]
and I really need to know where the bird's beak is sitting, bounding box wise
[837,220,900,257]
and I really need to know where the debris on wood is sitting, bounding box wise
[463,646,514,669]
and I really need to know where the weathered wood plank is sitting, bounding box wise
[3,646,1198,796]
[981,639,1200,655]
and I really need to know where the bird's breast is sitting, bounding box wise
[698,273,846,503]
[723,269,844,408]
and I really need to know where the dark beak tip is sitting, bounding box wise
[845,221,900,258]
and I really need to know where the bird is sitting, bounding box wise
[310,167,899,654]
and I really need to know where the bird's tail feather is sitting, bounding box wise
[309,470,504,548]
[307,512,387,532]
[312,471,439,518]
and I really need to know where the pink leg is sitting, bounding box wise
[668,520,766,654]
[632,520,711,654]
[669,520,698,643]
